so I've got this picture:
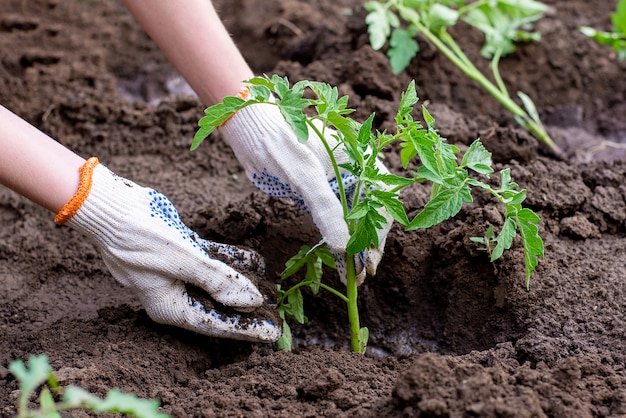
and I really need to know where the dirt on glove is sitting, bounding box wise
[187,243,282,330]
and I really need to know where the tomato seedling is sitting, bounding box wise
[365,0,561,156]
[193,75,543,353]
[9,354,170,418]
[579,0,626,60]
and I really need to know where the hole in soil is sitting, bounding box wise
[286,245,526,358]
[199,193,528,358]
[115,62,196,105]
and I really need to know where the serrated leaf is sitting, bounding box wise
[191,96,248,150]
[277,88,310,143]
[371,189,409,226]
[461,140,494,175]
[347,200,370,220]
[407,184,471,229]
[357,113,375,145]
[375,172,415,188]
[9,354,54,402]
[347,213,379,254]
[463,0,546,58]
[415,165,444,185]
[388,28,419,74]
[516,208,544,289]
[396,80,419,125]
[248,85,272,101]
[365,2,393,50]
[491,217,517,261]
[498,168,518,191]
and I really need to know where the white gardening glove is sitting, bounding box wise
[55,158,280,342]
[220,100,394,286]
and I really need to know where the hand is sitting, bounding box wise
[55,158,280,342]
[220,102,393,285]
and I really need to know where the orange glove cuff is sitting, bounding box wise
[54,157,100,225]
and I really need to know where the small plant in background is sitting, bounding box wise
[579,0,626,60]
[193,75,543,353]
[9,354,170,418]
[364,0,562,156]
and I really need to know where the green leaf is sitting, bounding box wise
[375,172,415,188]
[427,3,459,32]
[357,113,375,145]
[613,0,626,34]
[387,28,419,74]
[407,184,472,230]
[61,386,171,417]
[306,257,323,295]
[517,91,541,123]
[316,245,337,269]
[248,85,272,101]
[507,189,527,206]
[461,140,494,175]
[288,288,306,324]
[277,87,310,142]
[191,96,249,150]
[422,105,435,127]
[498,168,518,192]
[276,311,293,352]
[371,189,409,226]
[396,80,419,125]
[347,212,380,254]
[490,217,517,261]
[359,327,370,353]
[580,0,626,59]
[9,354,54,410]
[515,208,544,289]
[463,0,546,58]
[365,2,397,50]
[281,245,312,279]
[347,200,370,220]
[40,387,61,418]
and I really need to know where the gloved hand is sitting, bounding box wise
[220,96,393,285]
[55,157,280,342]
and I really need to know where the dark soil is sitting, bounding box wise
[1,0,625,416]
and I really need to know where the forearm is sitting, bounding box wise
[121,0,254,105]
[0,105,85,213]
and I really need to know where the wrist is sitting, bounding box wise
[55,158,150,246]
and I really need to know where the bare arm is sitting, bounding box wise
[121,0,254,105]
[0,105,84,213]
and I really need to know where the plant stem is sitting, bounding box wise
[306,119,349,219]
[345,255,364,353]
[307,120,365,352]
[397,5,561,155]
[282,280,350,304]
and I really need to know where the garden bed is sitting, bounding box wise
[1,0,625,416]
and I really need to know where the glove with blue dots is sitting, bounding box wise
[57,158,280,342]
[220,101,394,286]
